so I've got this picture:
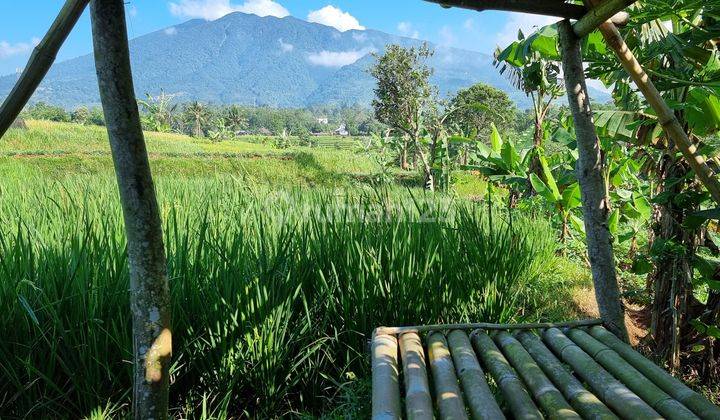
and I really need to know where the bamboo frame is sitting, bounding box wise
[424,0,587,19]
[372,324,720,418]
[374,318,602,335]
[0,0,89,138]
[584,0,720,204]
[573,0,636,38]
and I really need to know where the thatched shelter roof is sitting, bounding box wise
[371,320,720,419]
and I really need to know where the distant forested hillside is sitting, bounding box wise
[0,12,608,109]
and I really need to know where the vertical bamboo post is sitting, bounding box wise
[0,0,88,138]
[89,1,171,418]
[558,19,629,341]
[582,0,720,204]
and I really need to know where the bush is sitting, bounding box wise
[24,102,70,122]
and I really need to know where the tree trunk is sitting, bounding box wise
[90,1,171,418]
[558,20,628,341]
[401,137,409,170]
[649,157,696,372]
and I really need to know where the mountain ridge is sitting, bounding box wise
[0,12,608,109]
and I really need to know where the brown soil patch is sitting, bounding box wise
[572,286,648,346]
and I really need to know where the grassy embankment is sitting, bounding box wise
[0,120,589,418]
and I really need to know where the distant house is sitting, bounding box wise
[257,127,272,136]
[333,124,349,137]
[316,116,329,125]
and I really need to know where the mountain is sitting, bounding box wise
[0,12,608,109]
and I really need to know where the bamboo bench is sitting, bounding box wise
[371,319,720,419]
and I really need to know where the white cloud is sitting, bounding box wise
[169,0,289,21]
[463,18,474,31]
[352,32,367,43]
[438,25,456,46]
[278,38,294,52]
[397,21,420,39]
[495,13,558,49]
[0,37,40,60]
[307,5,364,32]
[164,27,178,35]
[307,47,375,67]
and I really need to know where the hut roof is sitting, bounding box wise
[371,319,720,419]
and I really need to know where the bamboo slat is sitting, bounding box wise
[566,329,699,420]
[399,333,433,420]
[516,331,618,420]
[471,330,543,420]
[371,323,720,419]
[372,333,402,420]
[589,326,720,419]
[494,331,580,419]
[447,330,505,419]
[543,328,662,419]
[427,332,469,420]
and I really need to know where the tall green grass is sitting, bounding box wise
[0,175,555,417]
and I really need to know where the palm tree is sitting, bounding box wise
[182,101,210,137]
[225,105,248,134]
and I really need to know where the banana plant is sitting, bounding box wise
[463,122,531,206]
[529,152,582,242]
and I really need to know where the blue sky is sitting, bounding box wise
[0,0,559,76]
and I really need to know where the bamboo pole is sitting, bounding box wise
[90,1,171,418]
[516,331,618,420]
[427,332,469,420]
[494,331,580,420]
[399,333,433,420]
[566,328,700,420]
[573,0,635,38]
[424,0,587,18]
[372,333,402,420]
[0,0,89,138]
[588,326,720,418]
[471,331,543,420]
[447,330,505,420]
[374,318,602,336]
[558,19,629,342]
[542,328,662,419]
[584,0,720,204]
